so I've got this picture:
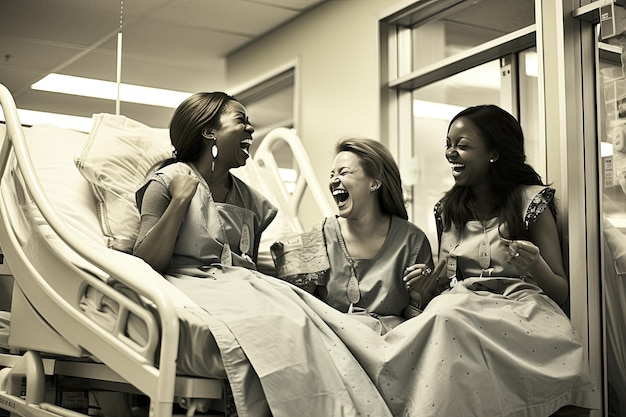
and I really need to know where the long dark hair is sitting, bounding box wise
[169,92,236,162]
[440,105,552,239]
[336,138,408,220]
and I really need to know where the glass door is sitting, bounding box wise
[597,40,626,417]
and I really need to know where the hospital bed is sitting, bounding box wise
[0,82,334,417]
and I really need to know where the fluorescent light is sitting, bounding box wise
[413,100,465,121]
[32,73,193,108]
[0,108,93,132]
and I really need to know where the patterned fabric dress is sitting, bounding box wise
[403,184,600,416]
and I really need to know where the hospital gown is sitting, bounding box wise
[316,215,433,332]
[372,184,599,416]
[301,185,599,416]
[136,162,393,417]
[137,166,599,417]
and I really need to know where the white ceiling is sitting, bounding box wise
[0,0,325,128]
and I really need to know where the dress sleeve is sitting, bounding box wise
[134,180,170,250]
[257,198,278,237]
[413,233,434,270]
[434,200,444,245]
[523,186,556,230]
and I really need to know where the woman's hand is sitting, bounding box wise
[501,237,540,272]
[169,172,200,202]
[403,258,446,309]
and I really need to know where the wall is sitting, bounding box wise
[227,0,399,226]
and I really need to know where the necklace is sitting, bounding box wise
[447,219,494,288]
[478,220,491,270]
[189,163,233,266]
[333,218,360,313]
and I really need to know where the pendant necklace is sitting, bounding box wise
[472,201,493,277]
[478,220,491,275]
[334,219,360,313]
[189,163,233,266]
[229,179,253,263]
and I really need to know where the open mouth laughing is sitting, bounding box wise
[450,162,465,177]
[240,138,253,155]
[332,188,349,208]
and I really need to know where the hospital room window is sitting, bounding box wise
[408,0,535,73]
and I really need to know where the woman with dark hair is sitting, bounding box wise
[285,137,435,333]
[436,104,568,303]
[388,104,597,416]
[134,92,276,273]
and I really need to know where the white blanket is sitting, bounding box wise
[166,267,599,417]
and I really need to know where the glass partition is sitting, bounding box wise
[598,45,626,417]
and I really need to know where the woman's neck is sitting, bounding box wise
[470,184,500,220]
[340,209,390,239]
[191,158,232,202]
[339,210,391,259]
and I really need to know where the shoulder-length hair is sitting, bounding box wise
[169,92,235,162]
[440,105,553,239]
[336,138,408,220]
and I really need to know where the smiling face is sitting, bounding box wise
[209,100,254,169]
[329,151,378,219]
[446,116,497,188]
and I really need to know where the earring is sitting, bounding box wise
[489,158,495,163]
[204,132,218,171]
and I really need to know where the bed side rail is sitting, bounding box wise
[254,127,334,231]
[0,83,179,415]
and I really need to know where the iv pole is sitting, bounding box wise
[116,0,123,115]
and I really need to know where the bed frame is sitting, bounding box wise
[0,83,333,417]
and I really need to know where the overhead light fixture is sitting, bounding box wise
[0,108,93,132]
[31,73,193,108]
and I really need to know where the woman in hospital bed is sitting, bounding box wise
[132,92,394,417]
[133,91,276,273]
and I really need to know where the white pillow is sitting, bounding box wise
[75,114,172,253]
[26,124,105,246]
